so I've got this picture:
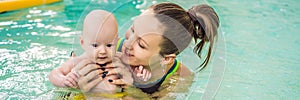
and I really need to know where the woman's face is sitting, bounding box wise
[121,9,165,67]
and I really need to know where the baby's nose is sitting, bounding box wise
[97,45,106,54]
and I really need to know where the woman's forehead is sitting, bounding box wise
[133,14,164,36]
[133,12,185,37]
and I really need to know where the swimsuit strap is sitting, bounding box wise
[138,59,180,94]
[164,59,180,80]
[160,59,180,82]
[116,37,125,52]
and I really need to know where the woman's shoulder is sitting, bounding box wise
[178,63,194,77]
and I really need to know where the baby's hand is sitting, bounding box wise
[134,66,151,81]
[63,71,79,88]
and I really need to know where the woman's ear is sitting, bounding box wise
[162,54,176,65]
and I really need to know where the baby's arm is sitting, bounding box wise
[49,57,80,88]
[134,66,152,82]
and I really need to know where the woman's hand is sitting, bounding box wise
[134,66,152,82]
[72,59,105,93]
[105,63,134,88]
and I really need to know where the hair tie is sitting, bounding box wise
[187,8,205,39]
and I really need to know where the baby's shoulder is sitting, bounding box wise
[65,54,88,67]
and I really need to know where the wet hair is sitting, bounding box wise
[150,2,219,71]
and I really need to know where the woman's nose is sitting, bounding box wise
[125,27,133,40]
[124,40,133,50]
[125,31,130,40]
[124,34,138,50]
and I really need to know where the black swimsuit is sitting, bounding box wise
[137,59,180,94]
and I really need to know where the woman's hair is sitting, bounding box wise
[150,2,219,71]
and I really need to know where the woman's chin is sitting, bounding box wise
[120,55,139,66]
[120,54,130,63]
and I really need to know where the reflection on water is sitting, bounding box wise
[0,1,75,99]
[0,45,67,99]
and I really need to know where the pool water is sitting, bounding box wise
[212,0,300,99]
[0,0,299,99]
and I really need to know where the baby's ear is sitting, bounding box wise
[162,54,176,65]
[80,36,84,45]
[80,36,86,50]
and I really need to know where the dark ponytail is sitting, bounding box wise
[151,3,219,71]
[188,4,220,71]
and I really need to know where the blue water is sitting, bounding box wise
[212,0,300,99]
[0,0,299,99]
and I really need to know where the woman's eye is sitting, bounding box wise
[131,27,134,33]
[106,44,113,47]
[92,44,98,47]
[138,39,146,49]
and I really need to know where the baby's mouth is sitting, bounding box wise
[98,57,108,59]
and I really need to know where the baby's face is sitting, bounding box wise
[81,14,118,64]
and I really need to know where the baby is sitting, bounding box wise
[49,10,150,94]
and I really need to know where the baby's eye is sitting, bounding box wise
[106,44,113,47]
[92,44,98,47]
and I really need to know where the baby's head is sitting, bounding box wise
[80,10,118,64]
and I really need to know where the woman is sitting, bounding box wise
[76,2,219,99]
